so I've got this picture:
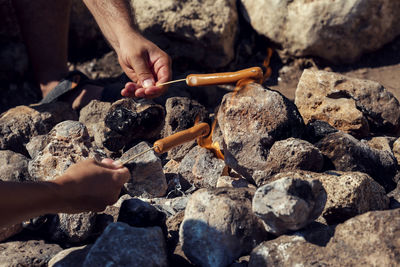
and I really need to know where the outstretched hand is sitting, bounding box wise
[118,34,172,99]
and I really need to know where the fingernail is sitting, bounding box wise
[112,160,123,168]
[143,79,154,88]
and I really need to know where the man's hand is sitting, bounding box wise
[118,34,172,99]
[52,158,130,213]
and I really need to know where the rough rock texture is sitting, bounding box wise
[163,97,208,160]
[253,178,326,235]
[83,223,168,267]
[119,142,167,197]
[295,70,400,137]
[48,212,98,244]
[130,0,238,68]
[249,209,400,266]
[272,171,389,225]
[216,176,255,189]
[26,135,48,159]
[180,187,268,267]
[217,83,305,182]
[105,98,165,146]
[241,0,400,63]
[28,121,98,181]
[316,131,397,191]
[0,103,77,155]
[0,240,62,267]
[0,150,30,182]
[48,245,91,267]
[365,136,396,153]
[254,138,324,185]
[78,100,118,152]
[178,146,226,189]
[393,137,400,166]
[305,119,338,144]
[0,224,23,243]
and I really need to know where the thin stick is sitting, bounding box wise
[120,146,156,165]
[157,78,187,86]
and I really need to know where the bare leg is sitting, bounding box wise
[12,0,71,97]
[12,0,103,109]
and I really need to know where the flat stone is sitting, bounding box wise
[119,141,167,197]
[83,222,168,267]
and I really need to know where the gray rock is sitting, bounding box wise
[28,121,99,181]
[216,176,255,189]
[48,245,91,267]
[272,171,389,225]
[48,212,98,244]
[131,0,238,68]
[163,97,208,160]
[120,142,167,197]
[0,240,62,267]
[26,135,48,159]
[316,131,397,191]
[253,178,326,235]
[180,187,268,267]
[0,103,77,155]
[217,83,305,182]
[249,209,400,266]
[254,138,324,186]
[295,70,400,137]
[83,222,168,267]
[178,146,226,189]
[240,0,400,64]
[0,150,30,182]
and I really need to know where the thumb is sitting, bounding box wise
[132,54,155,88]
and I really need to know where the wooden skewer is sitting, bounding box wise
[157,78,187,86]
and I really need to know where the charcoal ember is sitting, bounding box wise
[305,120,338,143]
[316,131,397,191]
[217,83,305,182]
[0,240,62,267]
[83,223,168,266]
[249,209,400,267]
[119,141,167,197]
[178,146,226,189]
[105,98,165,142]
[0,102,77,156]
[28,121,100,181]
[179,187,268,267]
[163,97,208,160]
[253,178,326,235]
[117,199,166,232]
[0,150,30,182]
[271,171,389,225]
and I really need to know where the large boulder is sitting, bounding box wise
[295,70,400,137]
[240,0,400,63]
[130,0,238,68]
[217,83,305,182]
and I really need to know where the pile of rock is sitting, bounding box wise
[1,69,400,266]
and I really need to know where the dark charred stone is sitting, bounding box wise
[104,98,165,143]
[305,119,338,143]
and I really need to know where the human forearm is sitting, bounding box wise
[0,180,62,228]
[82,0,140,53]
